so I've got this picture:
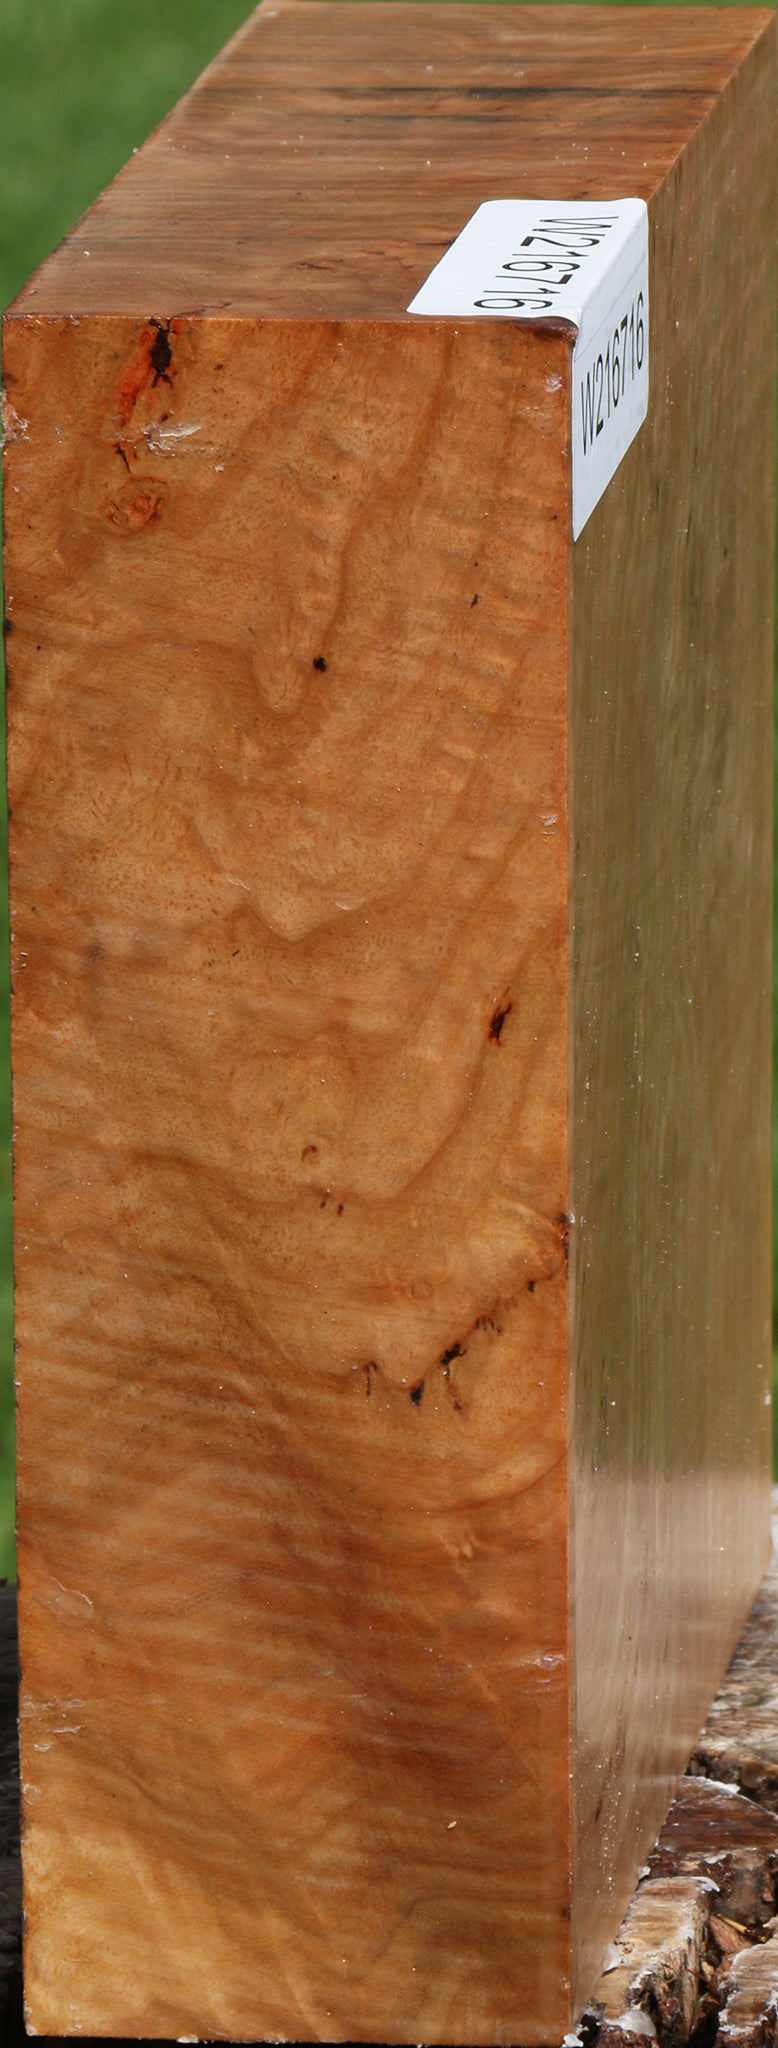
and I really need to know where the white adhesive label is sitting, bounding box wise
[407,199,649,539]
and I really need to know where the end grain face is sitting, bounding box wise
[4,312,571,2043]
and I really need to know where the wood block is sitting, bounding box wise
[1,6,775,2041]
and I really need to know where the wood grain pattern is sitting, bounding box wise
[7,4,772,323]
[1,5,775,2042]
[570,22,776,2005]
[4,313,572,2043]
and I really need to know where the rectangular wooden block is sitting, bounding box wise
[1,6,775,2041]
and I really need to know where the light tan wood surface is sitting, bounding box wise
[570,18,776,2009]
[2,5,774,2042]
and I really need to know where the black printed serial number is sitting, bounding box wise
[580,290,646,454]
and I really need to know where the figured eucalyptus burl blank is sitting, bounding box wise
[1,6,775,2043]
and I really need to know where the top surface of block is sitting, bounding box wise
[8,1,772,321]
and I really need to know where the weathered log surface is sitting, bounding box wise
[647,1779,778,1930]
[689,1530,778,1811]
[716,1936,778,2048]
[586,1873,716,2046]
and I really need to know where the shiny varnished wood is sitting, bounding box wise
[1,5,774,2042]
[570,27,776,2002]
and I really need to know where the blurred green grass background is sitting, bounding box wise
[0,0,775,1582]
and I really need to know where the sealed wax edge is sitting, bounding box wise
[407,199,649,540]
